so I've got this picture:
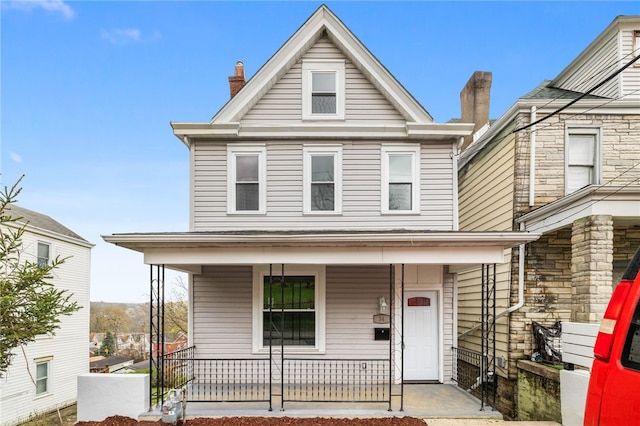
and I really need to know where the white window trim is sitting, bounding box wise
[564,126,601,195]
[381,145,421,214]
[227,144,267,214]
[34,357,53,397]
[37,241,51,267]
[302,59,345,121]
[252,264,326,354]
[303,146,343,215]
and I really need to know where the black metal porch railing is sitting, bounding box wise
[161,349,392,409]
[162,349,271,405]
[282,358,391,407]
[188,358,271,403]
[451,346,482,392]
[162,346,196,390]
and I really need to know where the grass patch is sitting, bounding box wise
[19,404,76,426]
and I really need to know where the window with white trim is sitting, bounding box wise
[302,60,345,120]
[565,128,600,194]
[303,146,342,214]
[227,145,266,214]
[253,265,326,353]
[381,145,420,213]
[37,242,50,267]
[35,360,50,395]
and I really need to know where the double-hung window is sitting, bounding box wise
[227,145,266,214]
[302,60,345,120]
[253,265,326,353]
[37,242,50,267]
[381,145,420,214]
[303,146,342,214]
[565,128,600,195]
[35,358,51,395]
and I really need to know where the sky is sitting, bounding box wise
[1,0,639,303]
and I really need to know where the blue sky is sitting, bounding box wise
[2,1,638,303]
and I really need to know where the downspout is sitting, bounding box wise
[457,228,526,340]
[529,107,536,207]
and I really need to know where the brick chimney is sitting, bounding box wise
[228,61,246,98]
[459,71,492,151]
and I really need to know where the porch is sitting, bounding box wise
[141,383,501,420]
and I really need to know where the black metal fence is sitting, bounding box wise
[161,349,391,409]
[451,346,482,392]
[282,358,391,405]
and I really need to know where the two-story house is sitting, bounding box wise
[104,5,537,412]
[456,15,640,418]
[0,205,92,425]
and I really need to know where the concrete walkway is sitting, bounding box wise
[142,384,561,424]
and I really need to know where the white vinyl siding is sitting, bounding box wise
[622,29,640,99]
[554,32,619,98]
[192,140,454,231]
[192,265,393,360]
[458,132,515,232]
[241,36,405,125]
[457,129,516,363]
[565,127,600,195]
[0,229,90,425]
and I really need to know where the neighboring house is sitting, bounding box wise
[104,5,536,411]
[456,16,640,418]
[0,205,92,425]
[89,356,134,374]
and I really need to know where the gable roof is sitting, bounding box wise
[172,4,474,143]
[5,204,92,246]
[212,4,433,125]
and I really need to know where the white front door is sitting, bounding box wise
[404,290,439,381]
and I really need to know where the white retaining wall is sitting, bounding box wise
[77,373,149,421]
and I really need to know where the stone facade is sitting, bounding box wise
[571,215,614,323]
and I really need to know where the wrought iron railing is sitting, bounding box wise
[282,358,391,408]
[451,346,482,392]
[188,358,271,403]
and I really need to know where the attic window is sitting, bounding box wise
[302,60,345,120]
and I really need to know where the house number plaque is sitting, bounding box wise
[373,314,390,324]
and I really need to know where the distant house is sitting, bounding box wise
[456,15,640,418]
[89,356,134,374]
[0,205,93,425]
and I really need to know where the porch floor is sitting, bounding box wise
[141,384,502,420]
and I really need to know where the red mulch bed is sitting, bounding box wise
[76,416,427,426]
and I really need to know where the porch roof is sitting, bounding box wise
[103,230,539,273]
[517,186,640,234]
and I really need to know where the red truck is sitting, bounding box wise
[584,247,640,425]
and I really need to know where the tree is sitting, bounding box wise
[99,331,116,357]
[165,276,188,341]
[0,178,81,376]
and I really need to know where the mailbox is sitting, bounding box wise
[374,328,390,341]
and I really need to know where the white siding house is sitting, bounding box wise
[0,205,92,425]
[104,5,537,411]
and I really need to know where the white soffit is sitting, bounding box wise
[143,246,506,266]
